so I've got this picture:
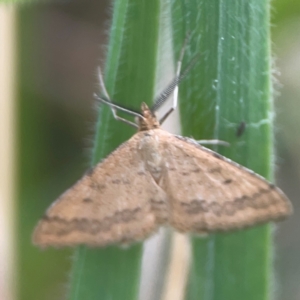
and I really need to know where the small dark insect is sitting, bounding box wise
[236,121,246,137]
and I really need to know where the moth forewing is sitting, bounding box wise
[159,133,292,233]
[33,114,292,248]
[32,132,166,248]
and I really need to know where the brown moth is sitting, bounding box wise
[32,58,292,248]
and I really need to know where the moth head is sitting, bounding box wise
[137,102,160,131]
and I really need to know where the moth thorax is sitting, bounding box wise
[139,132,163,182]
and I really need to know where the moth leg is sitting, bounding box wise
[96,66,138,128]
[197,140,230,147]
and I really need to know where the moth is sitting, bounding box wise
[32,56,292,248]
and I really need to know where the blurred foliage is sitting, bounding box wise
[271,0,300,26]
[18,7,86,300]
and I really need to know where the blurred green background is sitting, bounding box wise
[0,0,299,299]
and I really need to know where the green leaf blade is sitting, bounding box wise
[171,1,273,299]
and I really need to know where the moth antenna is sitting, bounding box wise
[151,53,200,115]
[94,94,145,127]
[97,66,110,101]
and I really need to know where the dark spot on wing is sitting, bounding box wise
[223,179,232,184]
[83,198,93,203]
[112,179,130,185]
[90,182,106,191]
